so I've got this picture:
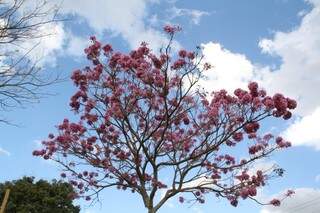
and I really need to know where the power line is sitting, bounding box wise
[282,195,320,212]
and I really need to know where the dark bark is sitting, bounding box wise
[148,208,156,213]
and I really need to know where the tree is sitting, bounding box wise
[33,26,297,213]
[0,176,80,213]
[0,0,60,124]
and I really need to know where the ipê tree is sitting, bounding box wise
[33,26,297,213]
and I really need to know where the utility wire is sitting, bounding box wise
[280,195,320,212]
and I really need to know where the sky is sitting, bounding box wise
[1,0,320,212]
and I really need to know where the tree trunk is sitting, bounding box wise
[148,208,156,213]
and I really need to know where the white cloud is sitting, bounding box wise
[177,160,275,193]
[257,0,320,151]
[0,147,10,156]
[148,14,159,26]
[315,174,320,182]
[57,0,172,51]
[261,188,320,213]
[201,0,320,116]
[168,7,210,25]
[248,160,277,175]
[283,107,320,150]
[200,1,320,151]
[20,22,66,66]
[1,0,67,66]
[4,0,173,66]
[181,175,214,189]
[200,42,256,93]
[257,0,320,116]
[65,34,89,57]
[307,0,320,7]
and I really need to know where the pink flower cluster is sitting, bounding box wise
[163,25,181,34]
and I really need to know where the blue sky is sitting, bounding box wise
[1,0,320,212]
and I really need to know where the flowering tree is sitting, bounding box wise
[33,26,296,213]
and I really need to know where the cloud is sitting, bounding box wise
[1,0,67,66]
[20,22,66,66]
[200,0,320,117]
[200,42,256,93]
[65,34,89,57]
[168,7,210,25]
[181,175,214,189]
[257,0,320,151]
[4,0,174,66]
[261,188,320,213]
[283,107,320,150]
[248,160,277,175]
[0,147,10,156]
[257,0,320,116]
[200,1,320,151]
[307,0,320,7]
[176,160,276,195]
[57,0,172,51]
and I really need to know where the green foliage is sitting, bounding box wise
[0,177,80,213]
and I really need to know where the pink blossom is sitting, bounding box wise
[178,49,187,58]
[270,199,281,206]
[163,25,181,34]
[232,132,243,142]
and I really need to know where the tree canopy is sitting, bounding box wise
[33,25,297,213]
[0,176,80,213]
